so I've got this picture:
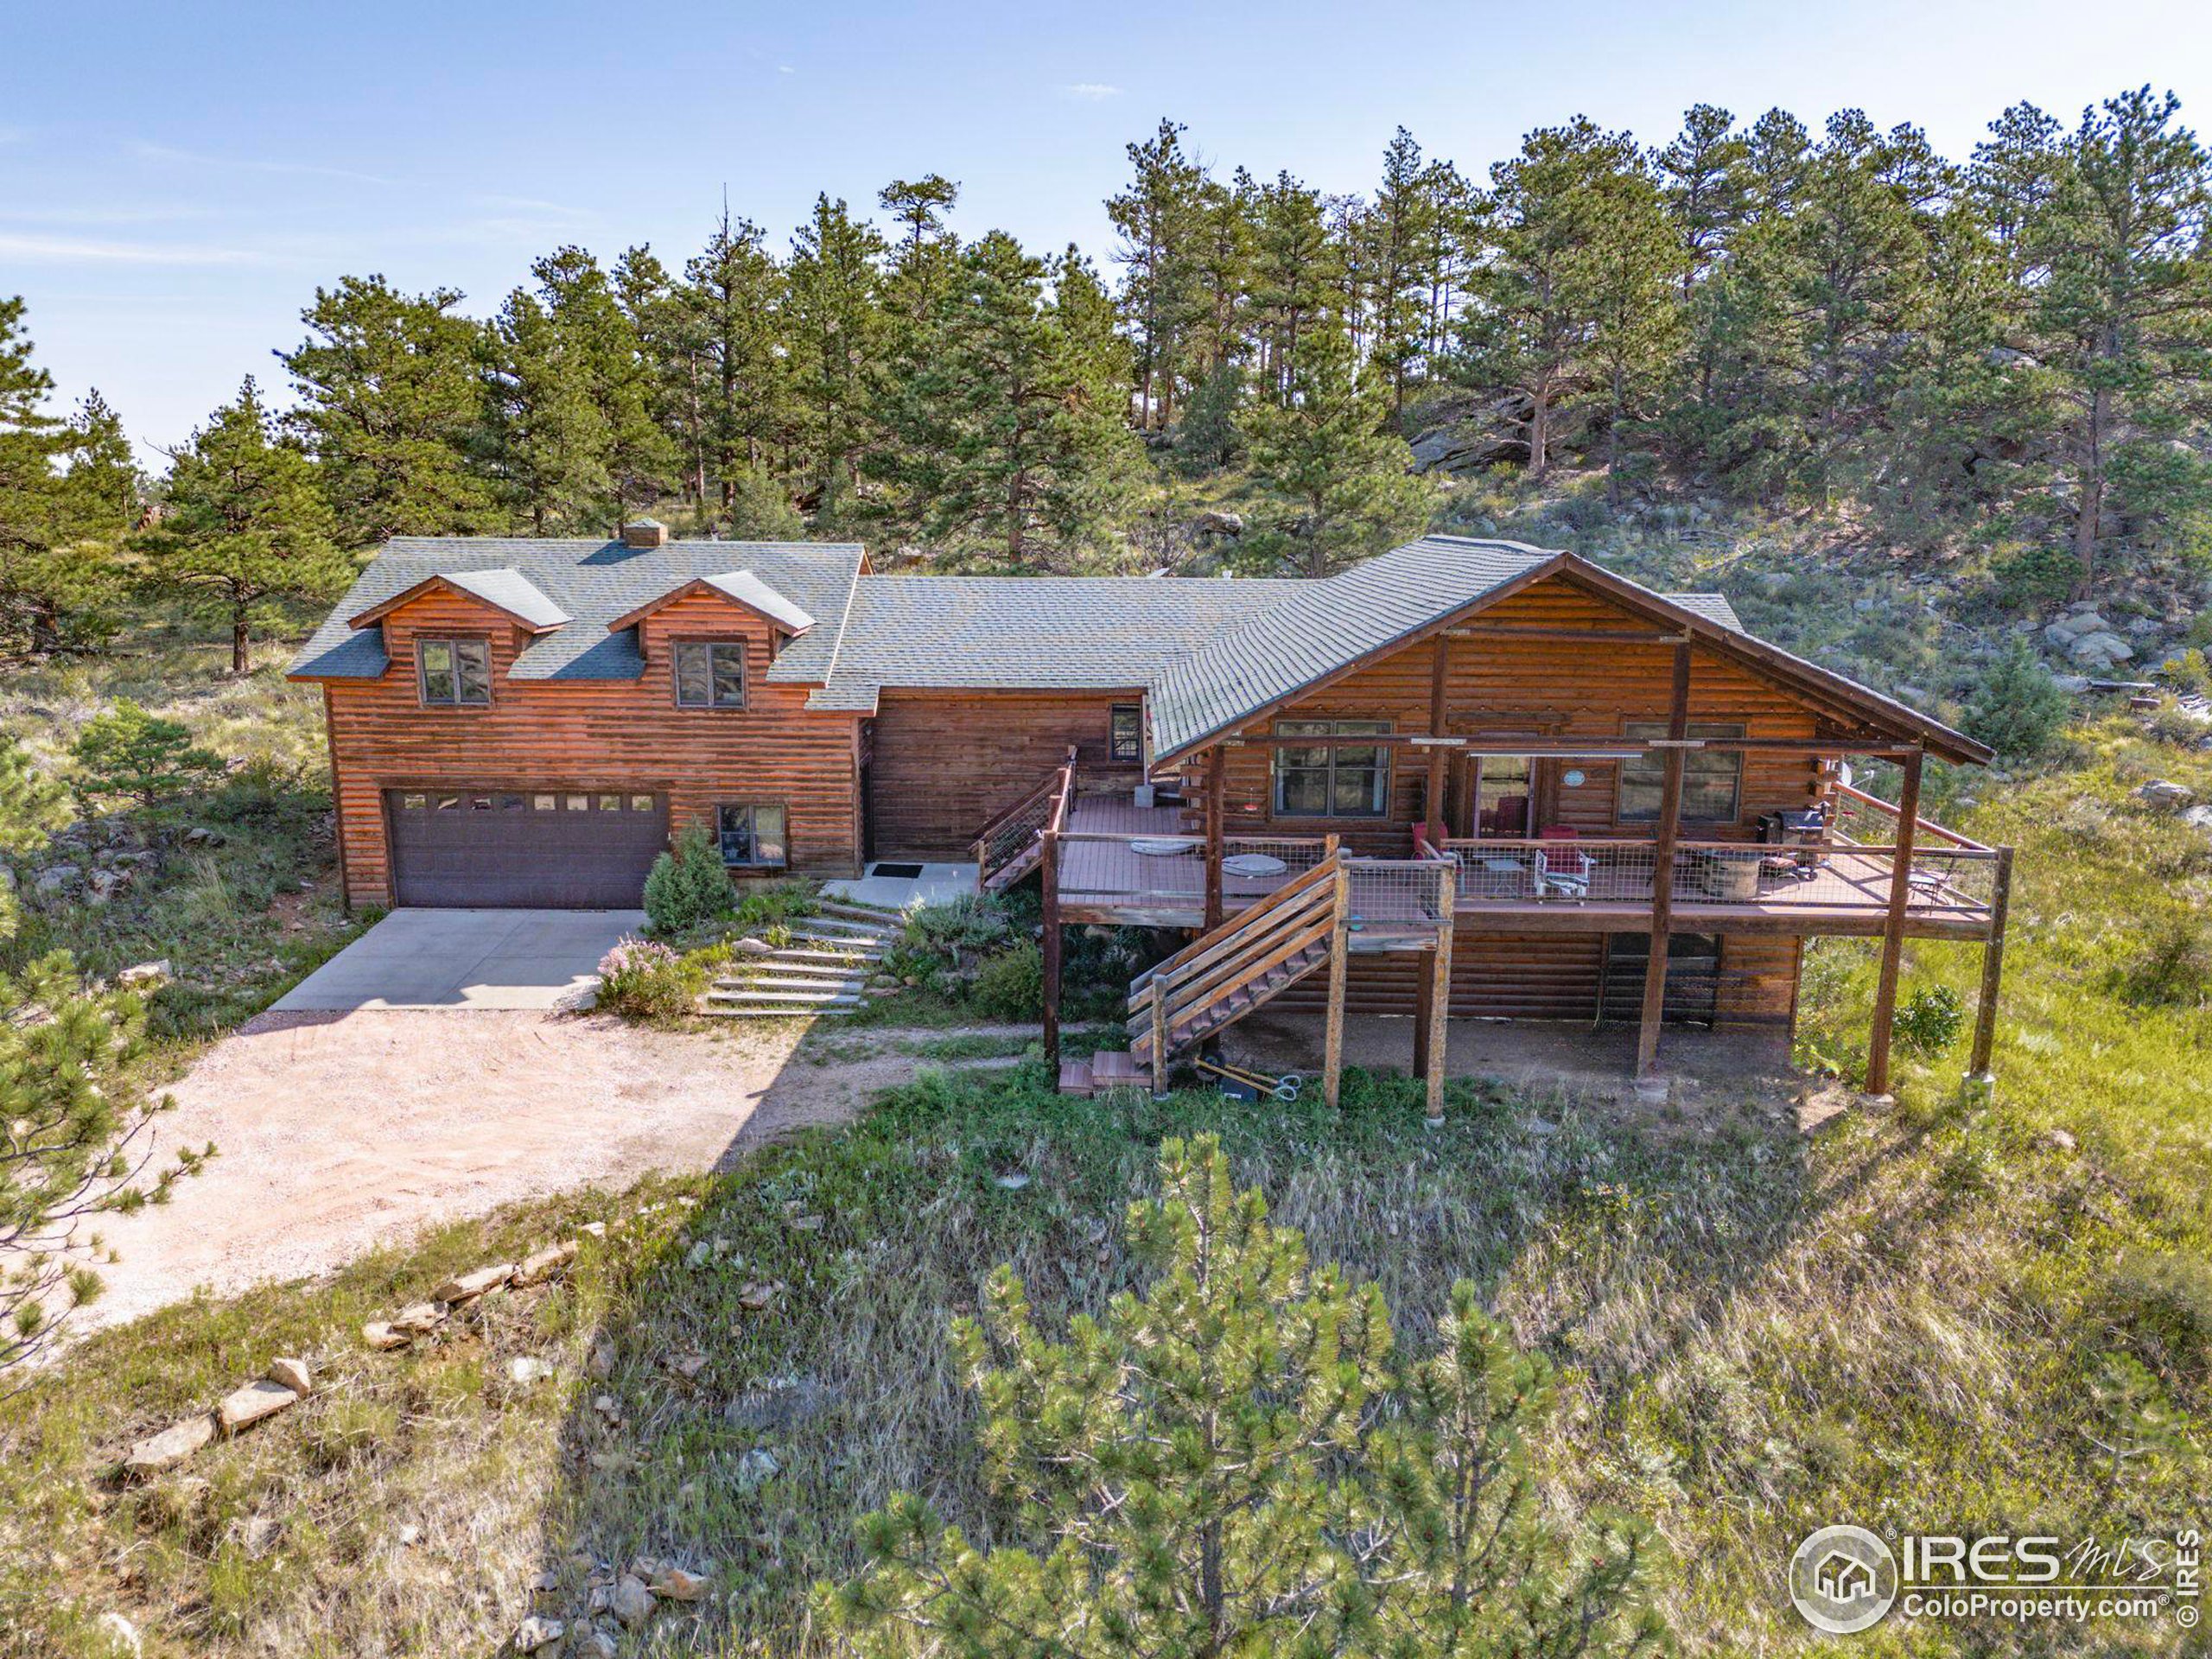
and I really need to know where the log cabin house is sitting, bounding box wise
[291,523,2011,1108]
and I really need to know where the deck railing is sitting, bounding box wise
[1054,831,1335,912]
[1433,836,1997,916]
[971,753,1075,891]
[1829,781,1993,852]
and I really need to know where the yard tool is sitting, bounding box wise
[1193,1056,1301,1103]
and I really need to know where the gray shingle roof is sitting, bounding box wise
[432,569,569,631]
[290,537,864,683]
[804,575,1294,713]
[702,571,815,634]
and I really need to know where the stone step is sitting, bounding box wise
[698,1001,861,1017]
[722,974,868,993]
[817,899,905,924]
[773,946,884,964]
[704,986,865,1005]
[798,914,893,937]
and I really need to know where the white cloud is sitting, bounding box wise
[130,142,396,187]
[777,64,796,74]
[1059,82,1122,101]
[0,232,265,266]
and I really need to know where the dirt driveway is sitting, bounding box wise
[82,1009,964,1334]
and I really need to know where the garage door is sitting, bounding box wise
[386,789,668,908]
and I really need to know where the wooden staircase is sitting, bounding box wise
[1122,853,1347,1088]
[698,902,899,1017]
[972,753,1076,895]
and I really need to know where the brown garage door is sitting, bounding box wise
[386,789,668,908]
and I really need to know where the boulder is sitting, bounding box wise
[652,1565,711,1601]
[2044,611,2106,645]
[362,1321,409,1351]
[2051,674,2091,694]
[124,1414,215,1475]
[265,1357,313,1396]
[512,1615,563,1652]
[2067,629,2133,667]
[1192,509,1243,537]
[513,1242,576,1286]
[611,1574,656,1628]
[389,1301,448,1337]
[32,864,79,894]
[434,1263,514,1303]
[216,1379,300,1434]
[2136,779,2196,811]
[117,960,171,988]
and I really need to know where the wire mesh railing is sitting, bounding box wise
[1435,836,1997,916]
[1345,859,1452,931]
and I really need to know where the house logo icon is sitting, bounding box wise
[1789,1525,1898,1634]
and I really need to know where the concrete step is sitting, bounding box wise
[787,931,889,950]
[817,899,904,924]
[725,975,868,994]
[705,986,865,1006]
[773,946,884,964]
[698,1001,860,1017]
[798,914,893,936]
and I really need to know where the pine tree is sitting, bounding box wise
[615,244,709,506]
[879,175,963,320]
[1369,126,1440,414]
[1567,153,1683,504]
[486,285,609,532]
[277,275,501,542]
[1656,105,1753,298]
[1242,318,1430,578]
[1108,120,1208,431]
[787,195,887,530]
[143,379,353,673]
[533,246,677,529]
[681,211,790,511]
[1248,171,1338,406]
[819,1135,1668,1659]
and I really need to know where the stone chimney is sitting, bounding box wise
[621,518,669,550]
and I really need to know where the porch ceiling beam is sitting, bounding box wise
[1448,625,1694,644]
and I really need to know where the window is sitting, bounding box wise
[1272,720,1391,817]
[674,640,746,709]
[1471,755,1533,838]
[418,637,491,706]
[1618,721,1745,824]
[717,804,788,868]
[1109,704,1142,763]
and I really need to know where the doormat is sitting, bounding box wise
[870,862,925,879]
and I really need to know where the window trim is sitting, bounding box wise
[416,635,493,708]
[715,802,789,869]
[1109,703,1142,764]
[672,638,748,711]
[1615,721,1747,827]
[1269,719,1393,820]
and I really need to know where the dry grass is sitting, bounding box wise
[2,717,2208,1657]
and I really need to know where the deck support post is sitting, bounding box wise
[1425,862,1454,1122]
[1636,643,1694,1078]
[1149,978,1168,1096]
[1864,747,1924,1096]
[1412,953,1433,1079]
[1204,746,1225,931]
[1426,635,1452,845]
[1966,844,2013,1093]
[1041,824,1062,1073]
[1321,853,1352,1110]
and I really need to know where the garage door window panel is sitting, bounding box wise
[718,804,787,868]
[419,637,492,707]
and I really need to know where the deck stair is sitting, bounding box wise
[972,753,1076,895]
[1120,854,1346,1084]
[698,901,902,1018]
[1058,1046,1146,1098]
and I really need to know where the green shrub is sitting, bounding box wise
[643,821,732,934]
[2117,919,2212,1009]
[1895,984,1967,1058]
[2101,1253,2212,1382]
[69,699,223,810]
[732,877,820,930]
[971,941,1046,1021]
[1962,643,2069,761]
[595,936,697,1020]
[1989,544,2078,611]
[2156,647,2211,696]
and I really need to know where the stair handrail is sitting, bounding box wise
[971,749,1077,887]
[1131,849,1344,1011]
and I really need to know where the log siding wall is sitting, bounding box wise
[321,589,862,908]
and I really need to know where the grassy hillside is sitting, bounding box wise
[2,715,2204,1657]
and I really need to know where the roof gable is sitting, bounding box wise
[349,569,570,633]
[606,570,817,637]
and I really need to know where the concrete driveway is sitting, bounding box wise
[272,908,646,1011]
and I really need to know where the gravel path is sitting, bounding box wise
[79,1009,965,1334]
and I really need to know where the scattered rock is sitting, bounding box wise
[652,1564,710,1601]
[397,1522,421,1548]
[588,1341,617,1378]
[592,1393,622,1425]
[265,1356,312,1396]
[513,1241,577,1286]
[507,1356,553,1385]
[389,1301,447,1337]
[611,1573,655,1628]
[1192,509,1244,537]
[1524,1117,1559,1137]
[116,959,171,988]
[2043,1127,2078,1152]
[32,864,80,895]
[94,1611,142,1656]
[2136,779,2196,811]
[216,1379,301,1434]
[435,1262,515,1303]
[665,1352,709,1380]
[238,1514,281,1559]
[685,1240,714,1268]
[527,1568,560,1592]
[736,1446,781,1490]
[2067,629,2133,668]
[993,1171,1031,1191]
[732,937,776,957]
[362,1321,409,1351]
[579,1221,607,1240]
[512,1615,563,1652]
[786,1212,823,1232]
[735,1281,785,1313]
[182,826,225,847]
[726,1376,840,1433]
[124,1414,215,1475]
[583,1632,619,1659]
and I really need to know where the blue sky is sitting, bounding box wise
[4,0,2207,461]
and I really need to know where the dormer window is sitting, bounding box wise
[674,640,747,709]
[419,637,492,707]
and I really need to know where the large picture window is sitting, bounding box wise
[717,803,787,868]
[1618,721,1745,824]
[1272,720,1390,817]
[418,637,491,706]
[674,640,747,709]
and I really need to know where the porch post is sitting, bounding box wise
[1041,822,1062,1073]
[1967,844,2014,1091]
[1864,745,1924,1096]
[1412,952,1433,1079]
[1426,634,1451,844]
[1204,745,1225,931]
[1636,643,1693,1079]
[1425,861,1454,1122]
[1321,853,1352,1109]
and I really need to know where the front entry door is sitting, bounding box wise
[1467,755,1540,838]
